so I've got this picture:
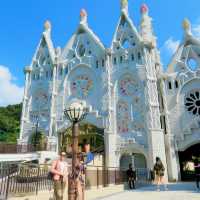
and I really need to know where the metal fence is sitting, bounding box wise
[0,164,52,199]
[0,164,150,199]
[85,166,150,189]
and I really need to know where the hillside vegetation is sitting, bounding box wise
[0,104,22,143]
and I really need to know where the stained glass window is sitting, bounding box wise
[119,74,136,96]
[70,75,93,98]
[117,101,130,133]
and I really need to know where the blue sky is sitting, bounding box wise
[0,0,200,106]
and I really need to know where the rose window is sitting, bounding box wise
[119,75,136,96]
[71,75,93,98]
[185,91,200,116]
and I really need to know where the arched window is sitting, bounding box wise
[114,57,117,65]
[120,56,123,63]
[122,39,130,49]
[50,70,53,78]
[138,52,141,60]
[131,54,134,61]
[168,81,172,90]
[96,61,99,68]
[65,67,68,75]
[175,80,179,88]
[102,59,105,67]
[117,101,130,133]
[59,68,63,76]
[78,44,86,57]
[32,74,36,80]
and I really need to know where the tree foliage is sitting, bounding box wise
[29,131,47,151]
[0,104,22,144]
[59,123,104,152]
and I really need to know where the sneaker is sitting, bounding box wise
[156,187,160,192]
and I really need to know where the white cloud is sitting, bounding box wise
[193,21,200,38]
[0,65,24,107]
[162,37,180,55]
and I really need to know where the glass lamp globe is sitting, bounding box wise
[64,102,87,123]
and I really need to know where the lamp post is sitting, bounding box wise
[64,102,88,200]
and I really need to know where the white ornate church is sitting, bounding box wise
[18,0,200,181]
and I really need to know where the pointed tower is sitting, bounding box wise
[140,4,156,48]
[162,18,200,181]
[112,0,141,51]
[138,4,168,176]
[109,1,167,174]
[19,20,56,148]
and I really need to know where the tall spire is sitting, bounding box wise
[120,0,128,15]
[140,4,155,47]
[80,9,88,25]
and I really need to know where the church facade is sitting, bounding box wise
[18,0,200,181]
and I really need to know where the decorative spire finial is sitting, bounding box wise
[182,18,191,32]
[140,4,148,14]
[140,3,155,48]
[80,9,87,24]
[121,0,128,13]
[44,20,51,31]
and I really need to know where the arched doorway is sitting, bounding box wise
[58,123,104,155]
[120,153,148,182]
[178,143,200,181]
[120,153,147,170]
[120,154,132,170]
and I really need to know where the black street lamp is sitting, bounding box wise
[64,102,88,200]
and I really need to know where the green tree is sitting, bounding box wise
[29,131,47,151]
[0,104,22,144]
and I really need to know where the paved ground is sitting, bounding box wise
[8,185,125,200]
[8,182,200,200]
[98,183,200,200]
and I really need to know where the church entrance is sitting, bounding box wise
[58,123,104,157]
[120,153,147,170]
[178,143,200,181]
[120,153,147,182]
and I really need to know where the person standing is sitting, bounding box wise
[194,159,200,190]
[51,152,68,200]
[153,157,168,191]
[126,164,136,189]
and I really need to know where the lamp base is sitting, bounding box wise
[68,175,77,200]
